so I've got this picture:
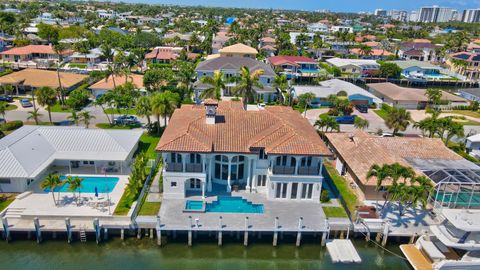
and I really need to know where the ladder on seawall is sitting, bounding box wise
[79,226,87,243]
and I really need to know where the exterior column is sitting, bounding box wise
[68,161,72,174]
[319,159,323,176]
[252,159,257,192]
[182,154,186,172]
[295,156,300,175]
[202,181,206,198]
[208,157,213,192]
[94,162,97,174]
[227,157,232,192]
[246,158,251,192]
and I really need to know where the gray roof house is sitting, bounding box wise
[0,126,142,192]
[459,88,480,102]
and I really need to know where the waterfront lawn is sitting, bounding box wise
[0,194,15,212]
[137,133,161,159]
[324,161,359,214]
[113,192,133,215]
[323,206,348,218]
[138,201,161,216]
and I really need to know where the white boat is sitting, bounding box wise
[401,209,480,270]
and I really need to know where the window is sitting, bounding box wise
[171,153,182,163]
[89,161,94,165]
[301,183,313,199]
[259,149,267,160]
[190,153,201,164]
[170,182,177,187]
[301,157,312,167]
[275,183,288,199]
[0,178,11,184]
[83,161,89,165]
[276,156,287,166]
[189,179,201,189]
[291,183,298,199]
[257,175,267,186]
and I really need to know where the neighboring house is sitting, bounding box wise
[466,134,480,158]
[289,32,315,45]
[389,60,448,79]
[326,58,380,76]
[367,82,468,109]
[330,26,353,33]
[0,126,142,192]
[398,42,439,62]
[218,43,258,59]
[89,74,145,97]
[259,37,276,48]
[292,79,381,107]
[0,69,87,95]
[144,46,184,64]
[459,88,480,102]
[212,31,232,54]
[307,23,329,33]
[267,56,320,80]
[447,52,480,82]
[195,55,276,102]
[350,48,393,60]
[326,130,478,200]
[0,45,72,63]
[69,47,106,65]
[156,100,331,201]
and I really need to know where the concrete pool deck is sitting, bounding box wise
[158,191,329,232]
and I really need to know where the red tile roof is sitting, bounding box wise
[156,101,331,156]
[0,45,70,56]
[351,48,393,57]
[267,56,317,66]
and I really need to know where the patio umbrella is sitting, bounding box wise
[94,186,98,197]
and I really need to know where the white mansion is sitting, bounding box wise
[156,100,331,202]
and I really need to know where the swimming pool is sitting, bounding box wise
[43,176,120,193]
[185,196,264,214]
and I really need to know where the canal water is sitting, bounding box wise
[0,237,411,270]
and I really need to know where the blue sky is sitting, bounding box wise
[120,0,480,12]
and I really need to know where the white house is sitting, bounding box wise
[330,26,353,33]
[0,126,142,192]
[326,57,380,76]
[156,100,331,202]
[307,23,329,33]
[466,134,480,159]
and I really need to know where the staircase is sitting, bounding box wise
[2,207,26,219]
[79,226,87,243]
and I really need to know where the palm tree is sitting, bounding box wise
[67,111,80,126]
[231,66,264,109]
[444,120,464,145]
[150,91,179,134]
[41,174,62,206]
[53,43,68,104]
[27,108,42,125]
[354,117,369,130]
[79,111,95,128]
[298,92,316,118]
[0,101,7,121]
[36,86,57,124]
[136,96,152,126]
[425,88,442,109]
[272,74,289,104]
[410,176,434,209]
[66,176,83,206]
[385,107,412,136]
[358,44,373,57]
[413,111,440,138]
[200,70,226,100]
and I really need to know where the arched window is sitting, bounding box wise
[300,157,312,167]
[190,153,201,164]
[189,178,201,189]
[171,153,182,163]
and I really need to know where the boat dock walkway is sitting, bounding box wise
[326,239,362,263]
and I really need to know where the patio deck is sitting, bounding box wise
[159,189,328,232]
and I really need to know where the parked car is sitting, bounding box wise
[20,98,33,108]
[0,118,5,124]
[379,132,394,137]
[113,115,138,125]
[335,115,356,124]
[355,104,368,113]
[0,95,13,103]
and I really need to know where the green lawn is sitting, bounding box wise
[373,109,389,120]
[6,104,17,111]
[96,123,141,129]
[323,206,348,218]
[50,102,73,113]
[105,108,138,115]
[137,133,161,159]
[68,63,88,69]
[0,195,15,212]
[446,110,480,119]
[24,121,54,126]
[324,161,359,215]
[138,201,161,216]
[114,192,134,215]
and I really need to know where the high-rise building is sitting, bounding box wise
[418,6,457,22]
[462,9,480,23]
[409,11,418,22]
[374,9,387,16]
[389,10,408,22]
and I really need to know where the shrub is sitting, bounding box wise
[0,120,23,131]
[327,108,339,116]
[381,103,392,112]
[320,189,330,203]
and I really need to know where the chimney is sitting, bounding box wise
[204,99,219,124]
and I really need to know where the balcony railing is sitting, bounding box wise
[186,163,203,173]
[298,166,319,176]
[272,166,295,175]
[165,162,183,172]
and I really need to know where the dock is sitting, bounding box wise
[326,239,362,263]
[399,244,433,270]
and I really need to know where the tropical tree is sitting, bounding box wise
[27,108,42,125]
[444,119,464,145]
[125,152,148,199]
[354,117,369,130]
[231,66,264,109]
[358,44,373,57]
[36,86,57,124]
[200,70,226,100]
[79,111,95,128]
[0,101,7,121]
[41,174,62,206]
[66,111,79,126]
[143,68,174,92]
[425,88,442,109]
[385,107,412,136]
[136,96,152,126]
[314,114,340,132]
[53,43,68,104]
[66,176,83,206]
[273,74,289,104]
[150,91,179,134]
[298,92,316,118]
[94,95,112,125]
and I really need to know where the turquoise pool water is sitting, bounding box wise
[185,200,204,210]
[43,176,119,193]
[207,196,264,213]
